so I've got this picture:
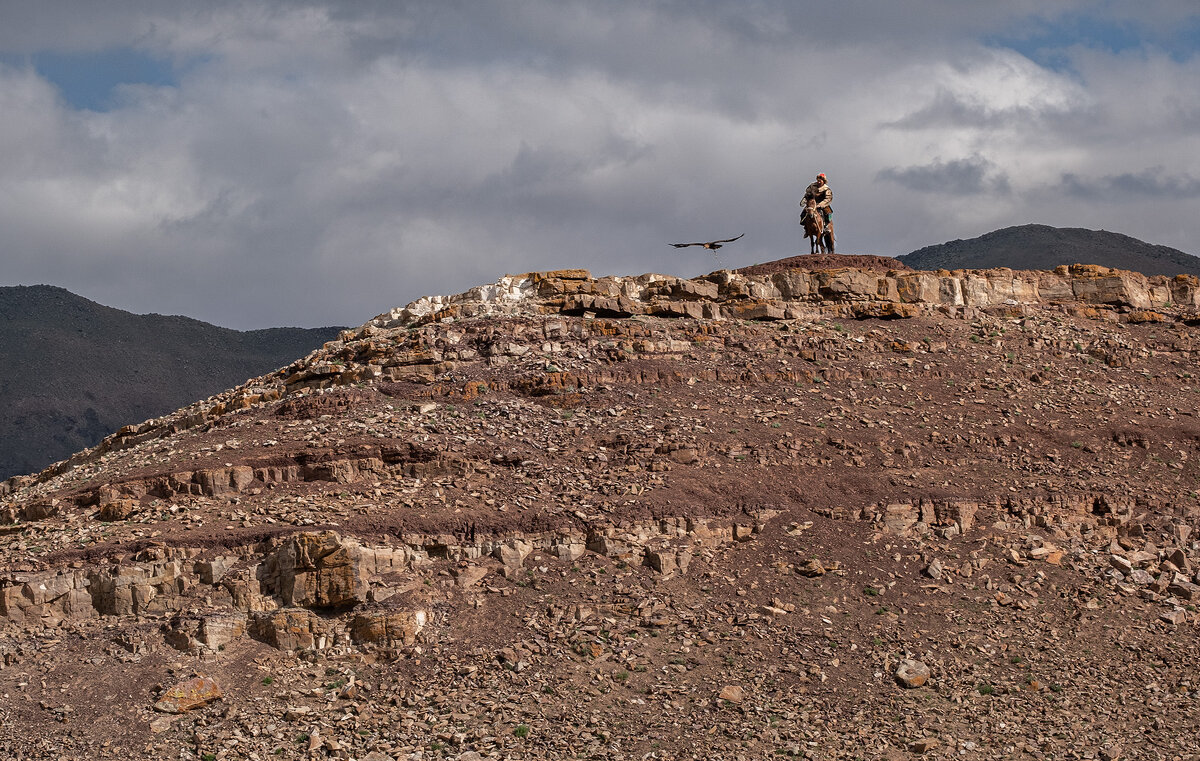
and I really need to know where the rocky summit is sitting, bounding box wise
[3,258,1200,760]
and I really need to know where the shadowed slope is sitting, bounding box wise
[0,285,343,479]
[899,224,1200,277]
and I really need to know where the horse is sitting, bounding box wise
[800,198,829,254]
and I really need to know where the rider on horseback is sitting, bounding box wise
[800,173,835,254]
[803,173,833,225]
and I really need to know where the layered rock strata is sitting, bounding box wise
[2,259,1200,759]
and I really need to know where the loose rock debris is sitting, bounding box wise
[2,261,1200,759]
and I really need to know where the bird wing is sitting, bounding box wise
[669,242,703,248]
[710,233,744,245]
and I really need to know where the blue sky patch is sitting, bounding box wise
[0,48,178,111]
[989,12,1200,70]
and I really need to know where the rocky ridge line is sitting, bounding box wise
[5,262,1197,500]
[2,259,1200,759]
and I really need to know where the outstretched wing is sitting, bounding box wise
[672,234,742,248]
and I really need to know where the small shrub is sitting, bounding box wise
[977,683,994,695]
[261,676,274,686]
[863,586,879,597]
[514,724,530,738]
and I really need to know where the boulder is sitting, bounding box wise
[164,612,247,652]
[261,531,368,608]
[493,539,532,570]
[250,608,332,651]
[1069,265,1151,309]
[797,559,825,577]
[349,609,427,646]
[645,548,678,575]
[97,499,139,521]
[154,676,223,713]
[452,565,489,588]
[88,561,186,617]
[883,503,919,535]
[923,559,944,580]
[554,542,586,562]
[895,273,941,303]
[895,658,930,688]
[817,269,880,300]
[0,570,95,625]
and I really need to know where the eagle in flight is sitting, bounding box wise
[669,233,744,251]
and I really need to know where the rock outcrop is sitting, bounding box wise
[3,257,1200,760]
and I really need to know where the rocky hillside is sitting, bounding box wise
[0,285,343,480]
[899,224,1200,277]
[2,262,1200,759]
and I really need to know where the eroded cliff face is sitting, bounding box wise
[2,260,1200,759]
[370,262,1199,326]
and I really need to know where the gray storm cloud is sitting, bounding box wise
[0,0,1197,328]
[1060,170,1200,201]
[877,157,1011,196]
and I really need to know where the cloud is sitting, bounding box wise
[0,1,1198,329]
[1060,169,1200,200]
[884,88,1076,131]
[877,157,1011,196]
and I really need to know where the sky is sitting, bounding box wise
[1,1,1198,330]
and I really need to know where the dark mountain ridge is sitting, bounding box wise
[899,224,1200,277]
[0,285,343,480]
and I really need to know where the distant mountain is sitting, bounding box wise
[0,285,343,480]
[898,224,1200,277]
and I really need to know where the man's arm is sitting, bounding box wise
[818,186,832,209]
